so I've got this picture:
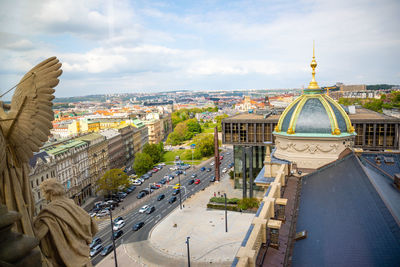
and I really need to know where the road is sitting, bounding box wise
[91,149,233,265]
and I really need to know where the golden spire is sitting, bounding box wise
[308,41,320,89]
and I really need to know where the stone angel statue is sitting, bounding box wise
[0,57,62,237]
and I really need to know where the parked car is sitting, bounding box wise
[96,209,109,217]
[222,168,227,173]
[132,222,145,231]
[229,162,234,168]
[194,179,201,184]
[113,220,125,231]
[172,189,180,195]
[133,180,142,186]
[139,205,149,213]
[157,194,165,201]
[159,162,166,166]
[188,179,194,185]
[114,216,123,223]
[220,155,224,160]
[210,162,215,166]
[90,237,102,249]
[210,176,216,182]
[173,183,180,189]
[200,167,206,171]
[150,185,159,190]
[146,206,155,214]
[101,244,113,256]
[137,192,146,199]
[191,174,197,178]
[207,168,211,172]
[169,196,177,204]
[113,229,123,240]
[90,244,103,257]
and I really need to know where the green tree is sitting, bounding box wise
[186,118,202,134]
[143,143,162,163]
[193,134,214,157]
[133,153,154,176]
[96,169,130,195]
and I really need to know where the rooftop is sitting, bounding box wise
[292,154,400,266]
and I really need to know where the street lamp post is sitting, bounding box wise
[186,237,191,267]
[224,193,228,233]
[179,174,182,210]
[109,207,118,267]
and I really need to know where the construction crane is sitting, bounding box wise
[324,86,338,97]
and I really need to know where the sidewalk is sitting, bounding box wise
[97,172,255,267]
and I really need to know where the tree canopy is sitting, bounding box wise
[143,142,164,164]
[133,152,154,176]
[96,169,130,194]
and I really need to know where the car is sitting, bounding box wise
[150,185,159,190]
[113,220,125,231]
[154,183,162,188]
[138,178,145,183]
[152,168,158,172]
[159,179,167,185]
[229,162,234,168]
[132,222,145,231]
[169,196,177,204]
[114,216,123,223]
[222,168,227,173]
[169,166,178,171]
[90,244,103,257]
[113,229,123,240]
[106,200,119,207]
[146,206,155,214]
[220,156,224,160]
[159,162,166,166]
[132,180,141,185]
[194,179,201,184]
[173,183,180,189]
[141,188,153,194]
[188,179,194,185]
[96,209,109,217]
[207,168,211,172]
[157,194,165,201]
[179,147,185,149]
[90,237,102,249]
[210,176,216,182]
[89,212,97,218]
[139,205,149,213]
[200,167,206,171]
[210,162,215,166]
[172,189,180,195]
[191,174,197,178]
[101,244,114,256]
[137,192,146,199]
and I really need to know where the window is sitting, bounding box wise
[256,124,262,142]
[377,124,385,147]
[354,124,363,146]
[46,174,48,179]
[248,124,255,142]
[386,124,395,147]
[264,123,271,142]
[232,123,239,142]
[365,124,374,146]
[240,123,246,142]
[36,179,39,186]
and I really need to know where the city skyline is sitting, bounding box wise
[1,0,399,100]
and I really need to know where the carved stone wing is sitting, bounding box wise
[3,57,62,162]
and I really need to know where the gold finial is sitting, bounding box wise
[308,41,319,89]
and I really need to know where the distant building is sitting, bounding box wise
[118,125,135,165]
[145,119,162,144]
[100,129,125,170]
[42,139,89,205]
[28,151,57,215]
[76,133,109,198]
[340,84,366,92]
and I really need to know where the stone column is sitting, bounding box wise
[242,147,247,199]
[362,123,366,146]
[249,147,253,198]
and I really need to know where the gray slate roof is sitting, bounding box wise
[292,154,400,267]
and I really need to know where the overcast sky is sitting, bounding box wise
[0,0,399,99]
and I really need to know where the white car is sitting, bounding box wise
[210,162,215,166]
[159,163,166,166]
[222,168,227,173]
[96,209,109,217]
[133,180,142,186]
[139,205,149,213]
[113,220,125,231]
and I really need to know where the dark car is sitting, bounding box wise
[146,206,155,214]
[200,167,206,171]
[229,162,234,168]
[169,196,177,204]
[207,168,211,172]
[90,237,102,249]
[188,179,194,185]
[101,244,113,256]
[132,222,145,231]
[137,192,146,199]
[150,185,159,190]
[159,179,167,185]
[172,189,180,195]
[210,176,216,182]
[157,194,165,201]
[113,229,123,240]
[114,216,123,223]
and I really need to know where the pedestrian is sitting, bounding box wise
[214,192,216,197]
[218,191,220,196]
[122,206,125,211]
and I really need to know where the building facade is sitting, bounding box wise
[76,133,109,198]
[145,119,162,144]
[43,140,90,205]
[118,125,135,165]
[28,151,57,215]
[100,129,125,170]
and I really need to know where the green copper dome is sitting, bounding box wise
[274,94,355,137]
